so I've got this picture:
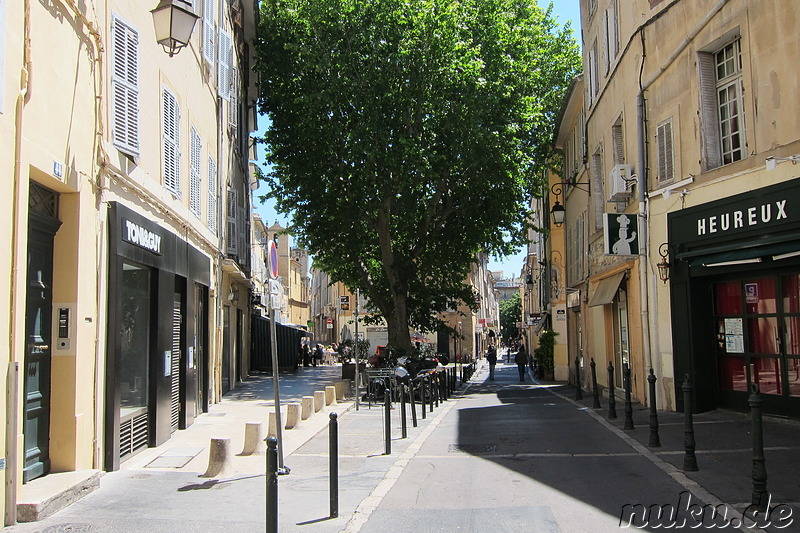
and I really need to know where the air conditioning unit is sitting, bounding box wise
[609,164,634,201]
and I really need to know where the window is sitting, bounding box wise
[111,15,140,156]
[656,118,674,184]
[162,88,181,196]
[612,118,625,165]
[587,41,599,105]
[208,157,217,233]
[604,0,619,74]
[203,0,215,65]
[226,186,238,254]
[229,67,239,134]
[698,38,746,169]
[591,148,604,231]
[189,126,202,216]
[218,29,232,100]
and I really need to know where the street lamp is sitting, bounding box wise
[549,181,590,228]
[657,243,674,283]
[151,0,199,57]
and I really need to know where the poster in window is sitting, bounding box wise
[724,318,744,353]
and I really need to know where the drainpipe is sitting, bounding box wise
[6,0,33,524]
[636,0,731,387]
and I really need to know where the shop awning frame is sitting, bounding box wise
[588,272,626,307]
[684,240,800,267]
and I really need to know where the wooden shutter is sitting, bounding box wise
[226,187,237,254]
[229,67,238,133]
[698,52,721,170]
[190,126,202,216]
[111,16,140,155]
[162,88,181,196]
[656,119,674,184]
[612,122,625,164]
[218,30,231,100]
[203,0,215,65]
[591,150,604,230]
[208,157,217,233]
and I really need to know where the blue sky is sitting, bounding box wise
[252,0,583,277]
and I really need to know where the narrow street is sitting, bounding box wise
[6,361,799,532]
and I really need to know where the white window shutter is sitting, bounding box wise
[698,52,722,170]
[657,119,674,184]
[111,16,140,155]
[227,187,238,254]
[218,30,231,100]
[229,67,239,133]
[190,126,202,216]
[208,157,217,233]
[162,88,181,196]
[203,0,215,65]
[612,122,624,165]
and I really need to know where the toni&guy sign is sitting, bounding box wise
[122,218,163,255]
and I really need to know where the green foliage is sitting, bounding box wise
[536,329,558,372]
[499,292,521,344]
[254,0,581,352]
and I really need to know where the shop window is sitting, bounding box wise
[782,274,800,313]
[744,277,776,314]
[718,356,747,392]
[714,280,742,315]
[119,262,151,457]
[788,358,800,397]
[747,316,779,354]
[753,357,782,396]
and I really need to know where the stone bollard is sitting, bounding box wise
[240,422,266,456]
[267,412,278,439]
[325,386,337,406]
[285,403,301,430]
[301,396,314,420]
[334,382,346,401]
[314,391,325,412]
[201,437,232,478]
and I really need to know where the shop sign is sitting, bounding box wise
[744,283,758,304]
[604,213,639,255]
[567,290,581,308]
[556,309,566,321]
[122,218,162,255]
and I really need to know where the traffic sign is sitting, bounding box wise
[326,318,333,329]
[267,240,279,278]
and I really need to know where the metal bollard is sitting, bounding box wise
[421,378,427,420]
[384,388,391,455]
[329,413,339,518]
[749,384,768,510]
[266,437,278,533]
[400,384,407,438]
[607,363,617,419]
[682,374,698,472]
[433,375,439,408]
[410,383,418,427]
[623,363,634,430]
[591,358,601,409]
[648,368,661,447]
[428,376,434,413]
[575,357,583,400]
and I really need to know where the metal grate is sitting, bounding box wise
[170,300,181,431]
[29,182,58,218]
[120,412,149,459]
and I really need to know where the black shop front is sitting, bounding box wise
[668,178,800,418]
[104,202,211,470]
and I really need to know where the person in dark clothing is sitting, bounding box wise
[515,345,528,382]
[487,345,498,380]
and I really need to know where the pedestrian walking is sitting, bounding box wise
[515,345,528,382]
[487,345,497,380]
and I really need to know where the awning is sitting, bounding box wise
[688,241,800,267]
[588,272,626,307]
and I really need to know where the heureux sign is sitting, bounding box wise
[122,218,162,255]
[671,178,800,244]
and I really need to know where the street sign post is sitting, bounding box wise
[265,239,287,473]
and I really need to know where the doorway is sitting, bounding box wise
[23,183,61,482]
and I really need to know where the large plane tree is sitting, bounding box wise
[254,0,580,355]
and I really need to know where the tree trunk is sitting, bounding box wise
[385,294,413,356]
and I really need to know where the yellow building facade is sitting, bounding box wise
[1,0,257,522]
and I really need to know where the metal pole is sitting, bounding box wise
[266,437,278,533]
[5,362,19,526]
[575,356,583,400]
[354,290,360,411]
[421,378,427,420]
[590,358,601,409]
[648,368,661,447]
[384,388,391,455]
[749,384,768,510]
[400,384,407,438]
[623,363,634,430]
[269,305,288,473]
[329,413,339,518]
[410,383,418,427]
[682,374,698,472]
[607,363,617,419]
